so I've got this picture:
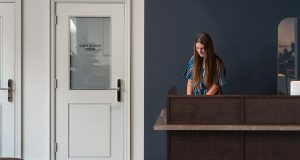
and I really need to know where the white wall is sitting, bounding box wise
[131,0,144,159]
[23,0,144,160]
[23,0,50,159]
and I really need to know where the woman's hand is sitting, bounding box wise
[206,84,220,95]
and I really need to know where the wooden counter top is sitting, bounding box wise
[154,109,300,131]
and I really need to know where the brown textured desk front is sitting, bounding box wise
[154,95,300,160]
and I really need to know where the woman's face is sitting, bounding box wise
[196,42,205,57]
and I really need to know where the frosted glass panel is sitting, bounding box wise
[70,17,111,90]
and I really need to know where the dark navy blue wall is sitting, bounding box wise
[145,1,300,160]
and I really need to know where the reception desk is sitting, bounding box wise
[154,92,300,160]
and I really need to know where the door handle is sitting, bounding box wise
[110,79,121,102]
[117,79,121,102]
[0,79,12,102]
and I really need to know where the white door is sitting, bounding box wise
[55,2,126,160]
[0,2,15,157]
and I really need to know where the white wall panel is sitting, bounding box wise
[131,0,144,159]
[23,0,50,159]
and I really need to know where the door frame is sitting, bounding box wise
[0,0,22,158]
[50,0,131,160]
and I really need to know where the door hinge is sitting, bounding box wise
[55,142,58,152]
[55,15,58,25]
[55,79,58,89]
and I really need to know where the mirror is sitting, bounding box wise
[277,17,300,95]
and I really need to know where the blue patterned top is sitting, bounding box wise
[183,56,226,95]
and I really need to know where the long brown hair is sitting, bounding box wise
[192,32,224,89]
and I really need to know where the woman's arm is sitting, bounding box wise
[187,79,193,95]
[206,84,220,95]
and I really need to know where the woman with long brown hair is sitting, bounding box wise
[184,32,226,95]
